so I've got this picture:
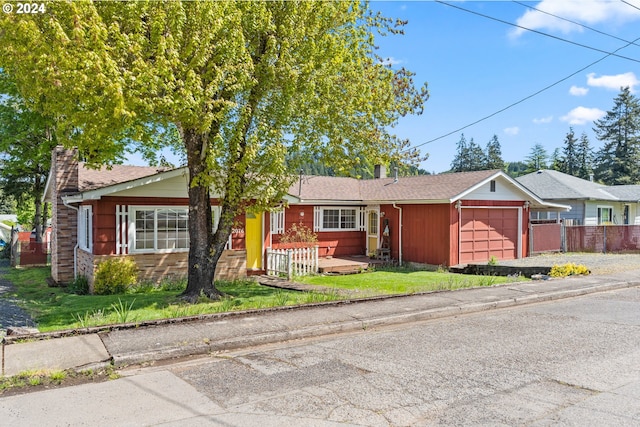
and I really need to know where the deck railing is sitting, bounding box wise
[266,246,319,280]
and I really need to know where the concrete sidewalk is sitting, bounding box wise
[2,269,640,377]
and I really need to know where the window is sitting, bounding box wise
[597,206,613,225]
[133,207,189,252]
[490,180,496,192]
[314,207,363,231]
[78,205,92,251]
[270,209,285,234]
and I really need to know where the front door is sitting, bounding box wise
[366,207,380,256]
[245,212,263,270]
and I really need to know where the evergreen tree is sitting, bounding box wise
[524,143,549,173]
[593,86,640,185]
[485,135,504,170]
[550,147,563,171]
[450,134,469,172]
[467,138,486,171]
[576,132,594,180]
[505,161,527,177]
[560,127,578,175]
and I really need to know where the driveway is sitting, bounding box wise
[498,252,640,275]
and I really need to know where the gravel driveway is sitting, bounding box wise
[499,252,640,275]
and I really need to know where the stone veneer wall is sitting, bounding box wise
[50,146,79,284]
[87,250,247,291]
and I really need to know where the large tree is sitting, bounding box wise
[0,74,56,240]
[1,1,428,301]
[524,143,549,173]
[593,86,640,185]
[485,135,504,170]
[559,127,578,176]
[576,132,594,180]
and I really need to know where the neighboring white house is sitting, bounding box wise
[517,170,640,225]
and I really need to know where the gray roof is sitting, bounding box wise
[517,169,640,202]
[606,185,640,201]
[517,170,618,201]
[289,170,502,202]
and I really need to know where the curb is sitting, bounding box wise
[108,279,640,368]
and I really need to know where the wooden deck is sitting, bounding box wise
[317,255,386,274]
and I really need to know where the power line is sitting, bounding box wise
[407,34,640,151]
[621,0,640,13]
[434,1,640,64]
[513,0,640,48]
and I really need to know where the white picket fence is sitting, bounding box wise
[266,246,319,280]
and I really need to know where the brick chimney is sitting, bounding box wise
[50,146,79,284]
[374,165,386,179]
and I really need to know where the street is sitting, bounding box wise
[2,286,640,426]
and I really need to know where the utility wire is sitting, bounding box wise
[513,0,640,48]
[404,1,640,153]
[406,34,640,151]
[621,0,640,13]
[434,1,640,64]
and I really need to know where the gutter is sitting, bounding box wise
[62,197,79,280]
[392,203,402,265]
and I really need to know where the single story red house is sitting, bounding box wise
[44,147,568,285]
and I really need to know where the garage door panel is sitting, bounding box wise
[460,208,519,263]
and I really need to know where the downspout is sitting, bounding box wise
[62,198,79,279]
[393,203,403,265]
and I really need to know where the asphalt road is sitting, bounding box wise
[2,286,639,426]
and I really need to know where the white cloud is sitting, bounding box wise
[511,0,640,37]
[587,72,639,93]
[533,116,553,124]
[380,57,403,66]
[503,127,520,135]
[560,106,605,125]
[569,86,589,96]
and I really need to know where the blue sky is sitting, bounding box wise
[132,1,640,174]
[370,0,640,173]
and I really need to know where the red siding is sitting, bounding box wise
[401,204,452,266]
[271,205,365,257]
[92,196,245,255]
[380,204,400,261]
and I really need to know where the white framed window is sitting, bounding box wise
[78,205,92,252]
[270,209,285,234]
[212,205,232,249]
[131,207,189,252]
[313,206,364,231]
[597,206,613,225]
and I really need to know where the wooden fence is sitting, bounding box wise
[266,246,319,280]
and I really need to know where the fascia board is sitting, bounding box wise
[78,167,189,201]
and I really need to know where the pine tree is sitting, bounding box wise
[550,147,563,171]
[485,135,504,170]
[467,138,486,171]
[450,134,469,172]
[560,128,578,176]
[576,132,594,180]
[525,143,549,173]
[593,86,640,185]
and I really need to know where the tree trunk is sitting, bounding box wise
[180,128,225,303]
[33,174,43,243]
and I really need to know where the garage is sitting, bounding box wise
[459,208,520,263]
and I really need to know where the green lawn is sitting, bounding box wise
[300,267,522,296]
[1,266,338,332]
[1,265,523,332]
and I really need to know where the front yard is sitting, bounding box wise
[1,265,521,333]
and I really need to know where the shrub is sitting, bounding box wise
[93,258,138,295]
[68,275,90,295]
[549,263,590,278]
[279,223,318,248]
